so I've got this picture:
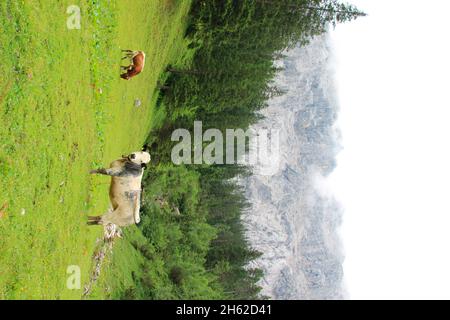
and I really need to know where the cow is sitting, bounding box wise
[87,151,151,227]
[120,50,146,80]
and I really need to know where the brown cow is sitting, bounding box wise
[120,50,146,80]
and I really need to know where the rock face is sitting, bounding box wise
[242,36,345,300]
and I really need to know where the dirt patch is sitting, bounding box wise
[82,224,122,298]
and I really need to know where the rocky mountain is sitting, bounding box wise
[242,35,345,300]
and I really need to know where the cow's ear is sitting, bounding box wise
[141,163,147,169]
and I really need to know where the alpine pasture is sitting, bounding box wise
[0,0,191,299]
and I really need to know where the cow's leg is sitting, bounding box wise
[87,215,102,225]
[121,49,133,55]
[97,207,123,226]
[123,50,135,59]
[87,220,102,226]
[121,49,134,60]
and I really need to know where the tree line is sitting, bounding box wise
[124,0,365,299]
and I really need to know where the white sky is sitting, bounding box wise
[328,0,450,299]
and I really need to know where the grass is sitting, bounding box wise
[0,0,192,299]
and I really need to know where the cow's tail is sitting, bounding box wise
[133,192,141,224]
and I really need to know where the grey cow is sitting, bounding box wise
[87,151,151,227]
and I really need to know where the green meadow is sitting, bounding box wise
[0,0,191,299]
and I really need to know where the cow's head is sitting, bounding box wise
[124,151,151,169]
